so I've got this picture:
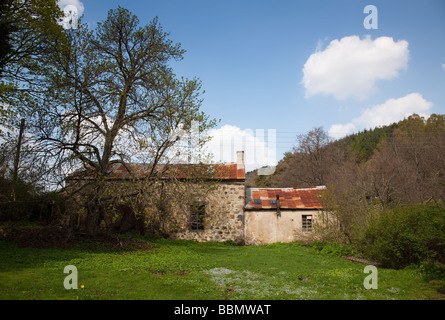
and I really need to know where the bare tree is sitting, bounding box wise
[265,127,345,188]
[372,114,445,204]
[294,127,331,185]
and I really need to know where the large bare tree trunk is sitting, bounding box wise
[85,200,101,236]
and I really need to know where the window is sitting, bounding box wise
[190,202,206,231]
[302,215,312,232]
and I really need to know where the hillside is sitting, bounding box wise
[248,113,445,207]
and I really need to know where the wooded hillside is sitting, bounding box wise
[248,113,445,207]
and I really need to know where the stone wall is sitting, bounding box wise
[171,182,245,243]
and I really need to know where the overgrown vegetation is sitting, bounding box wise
[0,176,64,222]
[248,114,445,273]
[358,204,445,270]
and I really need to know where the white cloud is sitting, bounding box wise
[442,63,445,71]
[328,123,356,140]
[302,35,409,100]
[58,0,84,29]
[59,0,84,15]
[329,93,433,139]
[205,124,277,172]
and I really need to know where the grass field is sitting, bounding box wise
[0,235,444,300]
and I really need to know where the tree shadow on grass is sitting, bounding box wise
[0,223,156,272]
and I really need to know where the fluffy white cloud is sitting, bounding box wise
[442,63,445,71]
[328,123,356,140]
[59,0,84,15]
[205,124,277,172]
[302,35,409,100]
[329,93,433,139]
[58,0,84,29]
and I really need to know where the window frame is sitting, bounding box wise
[302,214,313,232]
[190,202,206,231]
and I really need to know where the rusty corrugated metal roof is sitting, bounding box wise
[245,186,325,210]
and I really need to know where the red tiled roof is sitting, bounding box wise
[69,162,245,181]
[245,187,325,210]
[219,163,245,180]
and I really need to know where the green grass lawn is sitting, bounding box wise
[0,236,444,300]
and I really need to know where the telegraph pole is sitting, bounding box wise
[12,118,25,201]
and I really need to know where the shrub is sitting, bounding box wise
[419,260,445,281]
[223,240,237,246]
[311,241,353,257]
[358,204,445,269]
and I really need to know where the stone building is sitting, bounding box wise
[68,150,325,244]
[169,151,326,244]
[170,151,246,243]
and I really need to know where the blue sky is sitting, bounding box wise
[60,0,445,171]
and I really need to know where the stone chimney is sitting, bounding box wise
[236,150,245,170]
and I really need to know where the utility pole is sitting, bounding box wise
[11,118,25,201]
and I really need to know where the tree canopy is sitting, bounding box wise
[1,5,217,235]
